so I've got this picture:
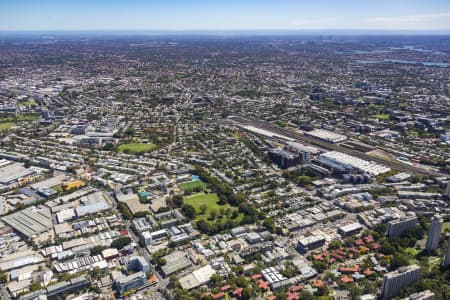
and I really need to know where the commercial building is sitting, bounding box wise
[127,256,150,273]
[425,215,443,252]
[179,265,216,290]
[381,265,421,299]
[386,216,417,237]
[161,251,192,276]
[338,222,363,237]
[46,275,90,299]
[113,271,147,296]
[297,235,326,253]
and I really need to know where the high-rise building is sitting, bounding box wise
[444,237,450,267]
[381,265,421,299]
[425,215,443,252]
[386,216,417,237]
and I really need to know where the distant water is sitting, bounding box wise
[356,59,450,67]
[336,49,391,54]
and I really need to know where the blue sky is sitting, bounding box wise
[1,0,450,31]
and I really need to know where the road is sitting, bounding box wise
[227,115,443,177]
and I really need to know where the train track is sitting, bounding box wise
[227,115,443,177]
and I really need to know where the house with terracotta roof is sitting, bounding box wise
[212,291,225,300]
[339,265,359,273]
[258,279,270,290]
[286,292,299,300]
[290,285,304,293]
[232,287,243,298]
[341,275,354,283]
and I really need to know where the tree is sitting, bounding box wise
[381,241,396,255]
[171,194,184,207]
[263,218,275,232]
[110,236,132,250]
[182,204,196,219]
[299,290,315,300]
[391,252,409,268]
[328,240,342,250]
[196,219,210,233]
[199,204,208,214]
[348,283,362,300]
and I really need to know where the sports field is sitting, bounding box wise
[118,143,156,154]
[0,122,15,131]
[179,180,206,191]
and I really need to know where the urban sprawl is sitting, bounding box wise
[0,35,449,300]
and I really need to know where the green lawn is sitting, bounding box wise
[179,180,206,191]
[371,114,390,120]
[0,114,40,123]
[443,222,450,232]
[0,122,15,131]
[184,192,243,223]
[21,98,38,106]
[118,143,156,154]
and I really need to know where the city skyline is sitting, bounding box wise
[1,0,450,32]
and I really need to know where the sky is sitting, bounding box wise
[1,0,450,32]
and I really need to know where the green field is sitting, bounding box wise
[443,222,450,232]
[0,122,15,131]
[0,114,40,123]
[179,180,206,191]
[21,98,38,106]
[118,143,156,154]
[371,114,390,120]
[184,192,243,222]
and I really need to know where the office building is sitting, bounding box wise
[113,271,147,296]
[127,256,150,273]
[381,265,421,299]
[386,216,417,237]
[425,215,443,252]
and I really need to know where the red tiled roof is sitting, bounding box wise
[315,279,324,287]
[363,268,374,276]
[233,288,243,297]
[287,292,299,300]
[221,285,231,291]
[258,279,270,290]
[372,243,381,249]
[290,285,304,292]
[267,296,276,300]
[213,292,225,300]
[364,235,374,243]
[339,265,359,273]
[355,239,364,246]
[251,273,263,280]
[341,275,354,283]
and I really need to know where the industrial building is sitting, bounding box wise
[2,206,53,239]
[316,151,390,176]
[306,129,347,143]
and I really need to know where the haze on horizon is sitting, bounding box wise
[1,0,450,33]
